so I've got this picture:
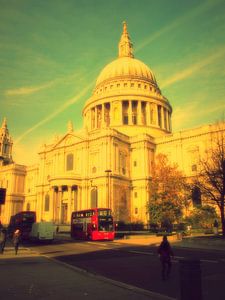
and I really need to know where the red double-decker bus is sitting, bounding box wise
[71,208,115,241]
[8,211,36,240]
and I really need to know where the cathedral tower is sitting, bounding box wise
[0,118,13,166]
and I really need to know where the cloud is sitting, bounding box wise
[160,47,225,89]
[172,102,198,130]
[4,61,100,98]
[136,0,222,53]
[173,97,225,131]
[14,80,94,144]
[5,81,55,96]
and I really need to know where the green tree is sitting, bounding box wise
[149,201,182,226]
[185,205,218,229]
[147,154,189,227]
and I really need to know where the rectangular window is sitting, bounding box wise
[66,154,74,171]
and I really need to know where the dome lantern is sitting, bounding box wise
[118,21,134,58]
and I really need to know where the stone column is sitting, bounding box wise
[73,187,78,211]
[50,187,54,222]
[109,103,113,127]
[58,186,62,224]
[94,107,97,129]
[154,104,158,126]
[168,112,172,131]
[68,185,72,223]
[78,186,82,210]
[156,104,162,128]
[102,104,105,128]
[54,187,58,223]
[162,108,165,129]
[166,110,169,131]
[37,191,43,222]
[137,100,142,125]
[146,102,150,126]
[119,101,123,125]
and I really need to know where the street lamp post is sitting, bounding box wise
[105,169,112,208]
[90,180,98,208]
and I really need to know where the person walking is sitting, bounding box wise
[12,229,21,255]
[0,228,7,254]
[158,235,174,280]
[213,220,219,235]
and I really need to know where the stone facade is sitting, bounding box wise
[0,23,224,226]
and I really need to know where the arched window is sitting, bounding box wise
[66,154,74,171]
[26,203,30,211]
[44,194,50,211]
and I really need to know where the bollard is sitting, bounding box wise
[179,258,202,300]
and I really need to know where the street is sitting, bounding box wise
[17,238,225,300]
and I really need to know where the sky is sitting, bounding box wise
[1,0,225,165]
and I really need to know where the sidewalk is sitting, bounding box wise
[55,232,225,252]
[115,233,225,251]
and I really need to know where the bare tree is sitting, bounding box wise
[195,123,225,236]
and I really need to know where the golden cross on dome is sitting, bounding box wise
[118,21,134,58]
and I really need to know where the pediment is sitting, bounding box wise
[52,133,84,149]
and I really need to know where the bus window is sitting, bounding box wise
[98,209,111,216]
[98,216,113,232]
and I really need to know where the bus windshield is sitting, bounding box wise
[98,216,113,232]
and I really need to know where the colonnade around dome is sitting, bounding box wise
[84,98,172,135]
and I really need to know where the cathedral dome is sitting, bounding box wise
[95,22,157,90]
[83,22,172,137]
[95,56,156,88]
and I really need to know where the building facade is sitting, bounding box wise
[0,23,224,226]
